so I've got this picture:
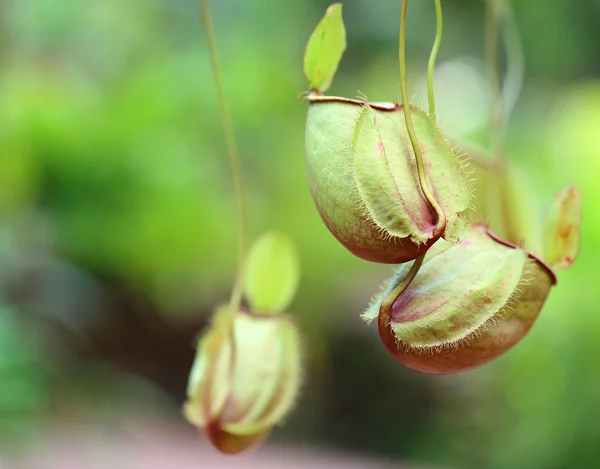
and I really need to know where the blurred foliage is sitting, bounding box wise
[1,0,600,468]
[0,306,48,441]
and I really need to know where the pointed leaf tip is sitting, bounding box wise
[543,185,582,270]
[303,3,347,93]
[244,231,300,314]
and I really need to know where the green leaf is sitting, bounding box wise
[303,3,346,93]
[244,231,300,314]
[543,185,582,270]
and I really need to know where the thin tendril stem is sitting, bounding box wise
[427,0,443,121]
[199,0,247,311]
[380,254,425,321]
[400,0,446,238]
[499,0,525,138]
[378,0,446,326]
[485,0,504,163]
[485,0,523,166]
[485,0,526,244]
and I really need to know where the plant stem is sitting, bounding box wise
[499,1,524,130]
[485,0,504,163]
[484,0,525,245]
[427,0,443,122]
[199,0,247,311]
[486,0,524,160]
[380,254,425,320]
[400,0,446,238]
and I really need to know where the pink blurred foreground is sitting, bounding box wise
[5,419,436,469]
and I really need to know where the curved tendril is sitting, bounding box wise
[427,0,443,122]
[199,0,248,311]
[485,0,504,160]
[484,0,524,245]
[485,0,525,161]
[379,254,425,325]
[400,0,446,238]
[499,1,525,139]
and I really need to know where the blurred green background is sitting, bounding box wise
[1,0,599,468]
